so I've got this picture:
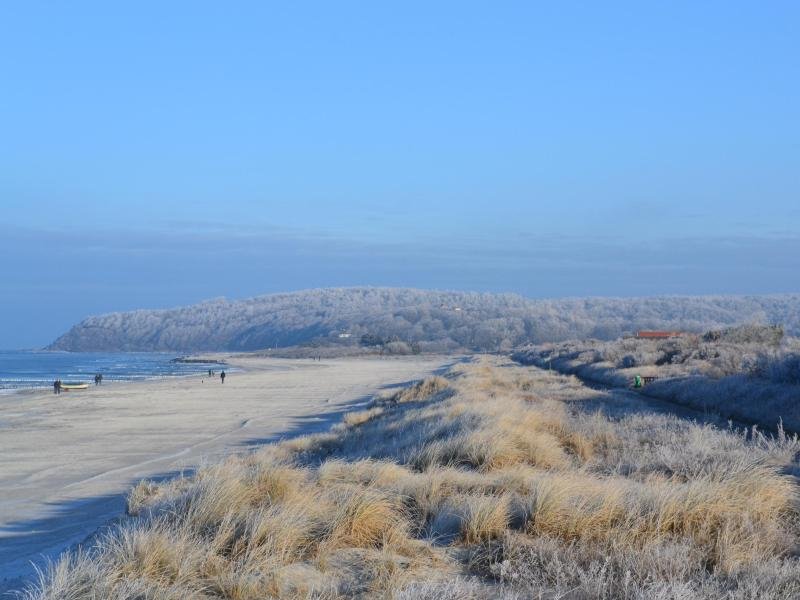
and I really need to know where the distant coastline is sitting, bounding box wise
[47,288,800,353]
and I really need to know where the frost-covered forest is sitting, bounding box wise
[48,287,800,352]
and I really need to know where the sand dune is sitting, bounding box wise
[0,355,452,590]
[19,356,800,599]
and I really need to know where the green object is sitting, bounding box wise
[633,375,643,388]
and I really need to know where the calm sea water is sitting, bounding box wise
[0,351,222,392]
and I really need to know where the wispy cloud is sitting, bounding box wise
[3,223,798,282]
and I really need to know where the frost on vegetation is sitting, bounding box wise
[513,325,800,431]
[22,357,800,599]
[48,288,800,352]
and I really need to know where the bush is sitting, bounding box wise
[703,324,784,345]
[752,352,800,385]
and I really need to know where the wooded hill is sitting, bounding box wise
[47,287,800,352]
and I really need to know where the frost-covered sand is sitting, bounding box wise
[0,355,453,590]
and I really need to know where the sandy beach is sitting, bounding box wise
[0,354,454,590]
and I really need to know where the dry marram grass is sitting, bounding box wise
[23,357,800,599]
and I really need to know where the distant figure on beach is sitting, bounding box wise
[99,373,103,385]
[220,371,226,384]
[94,374,100,386]
[208,369,212,377]
[53,379,59,394]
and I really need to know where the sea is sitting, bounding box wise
[0,350,223,393]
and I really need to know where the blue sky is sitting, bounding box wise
[1,1,799,348]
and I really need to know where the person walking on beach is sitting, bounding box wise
[220,370,226,384]
[53,379,59,394]
[94,374,100,386]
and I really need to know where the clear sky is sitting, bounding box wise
[1,1,799,348]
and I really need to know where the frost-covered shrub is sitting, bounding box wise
[704,324,784,345]
[384,341,413,355]
[752,352,800,385]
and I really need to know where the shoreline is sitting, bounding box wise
[0,368,237,396]
[0,354,454,593]
[0,352,233,397]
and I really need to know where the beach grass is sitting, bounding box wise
[23,356,800,599]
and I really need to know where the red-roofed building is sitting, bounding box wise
[635,331,684,339]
